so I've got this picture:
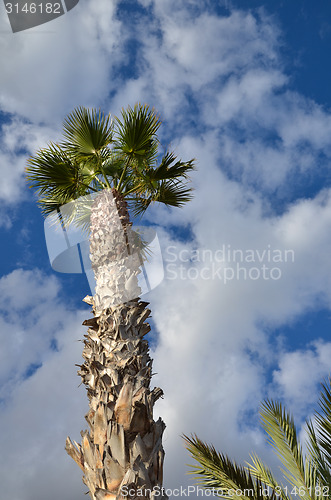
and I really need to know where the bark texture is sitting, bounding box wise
[66,190,166,500]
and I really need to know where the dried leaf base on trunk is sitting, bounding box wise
[66,297,166,500]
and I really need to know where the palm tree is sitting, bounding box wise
[26,104,195,500]
[184,378,331,500]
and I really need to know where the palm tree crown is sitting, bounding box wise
[185,379,331,500]
[26,104,195,219]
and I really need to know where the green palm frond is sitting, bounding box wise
[306,420,331,488]
[114,103,160,162]
[128,197,151,217]
[148,153,195,182]
[26,143,90,216]
[62,107,113,159]
[102,154,128,185]
[123,153,194,196]
[154,179,193,205]
[131,181,194,217]
[307,379,331,486]
[26,143,77,192]
[248,454,290,500]
[184,434,275,500]
[185,382,331,500]
[37,193,75,217]
[316,379,331,473]
[260,400,312,497]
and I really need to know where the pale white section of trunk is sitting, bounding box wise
[89,190,142,313]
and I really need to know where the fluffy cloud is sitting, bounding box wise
[272,340,331,414]
[0,118,59,203]
[113,8,282,124]
[0,0,123,122]
[146,152,331,488]
[108,3,331,199]
[0,269,89,500]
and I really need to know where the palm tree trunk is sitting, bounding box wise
[66,189,166,500]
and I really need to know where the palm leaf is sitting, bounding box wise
[185,384,331,500]
[26,144,77,191]
[316,379,331,473]
[114,103,160,162]
[248,454,291,500]
[131,181,193,217]
[306,379,331,487]
[184,434,276,500]
[62,107,113,159]
[37,193,77,217]
[26,144,90,215]
[102,154,127,183]
[260,401,313,499]
[148,152,195,182]
[150,180,194,207]
[306,420,331,488]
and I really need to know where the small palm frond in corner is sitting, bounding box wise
[183,434,276,500]
[184,378,331,500]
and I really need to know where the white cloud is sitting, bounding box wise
[0,269,89,499]
[108,3,331,199]
[0,117,61,203]
[213,69,287,123]
[272,340,331,414]
[130,8,282,124]
[159,11,279,87]
[144,136,331,488]
[0,0,123,123]
[0,151,27,203]
[0,211,12,229]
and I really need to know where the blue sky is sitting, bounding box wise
[0,1,331,499]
